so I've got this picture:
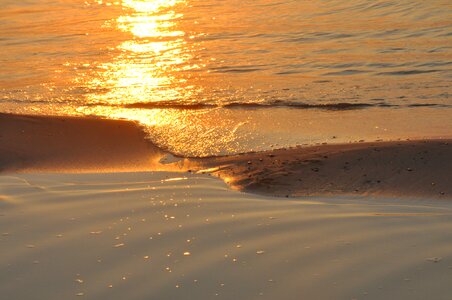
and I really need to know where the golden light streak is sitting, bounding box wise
[83,0,199,108]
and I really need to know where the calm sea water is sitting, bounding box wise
[1,0,451,155]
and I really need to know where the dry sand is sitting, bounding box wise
[1,113,452,299]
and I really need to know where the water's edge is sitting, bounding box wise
[1,113,451,199]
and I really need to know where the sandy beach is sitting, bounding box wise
[0,113,165,173]
[1,113,452,299]
[2,0,452,299]
[2,113,450,198]
[1,171,452,300]
[192,140,451,199]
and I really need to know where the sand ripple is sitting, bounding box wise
[1,172,452,299]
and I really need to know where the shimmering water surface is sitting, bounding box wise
[1,0,451,155]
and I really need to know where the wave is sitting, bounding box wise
[377,69,440,76]
[124,101,450,110]
[2,98,450,112]
[124,101,378,110]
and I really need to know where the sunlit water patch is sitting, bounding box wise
[1,0,451,155]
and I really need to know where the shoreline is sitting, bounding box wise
[191,140,451,199]
[1,113,452,299]
[1,112,451,199]
[0,113,166,173]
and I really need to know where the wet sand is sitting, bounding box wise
[1,172,452,300]
[190,140,451,199]
[0,113,165,173]
[1,113,452,299]
[1,113,450,199]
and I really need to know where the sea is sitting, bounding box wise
[1,0,451,156]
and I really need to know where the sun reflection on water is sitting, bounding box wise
[79,0,232,156]
[83,0,200,108]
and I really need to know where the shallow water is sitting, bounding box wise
[1,172,452,299]
[1,0,451,155]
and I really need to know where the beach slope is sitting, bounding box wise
[1,113,451,199]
